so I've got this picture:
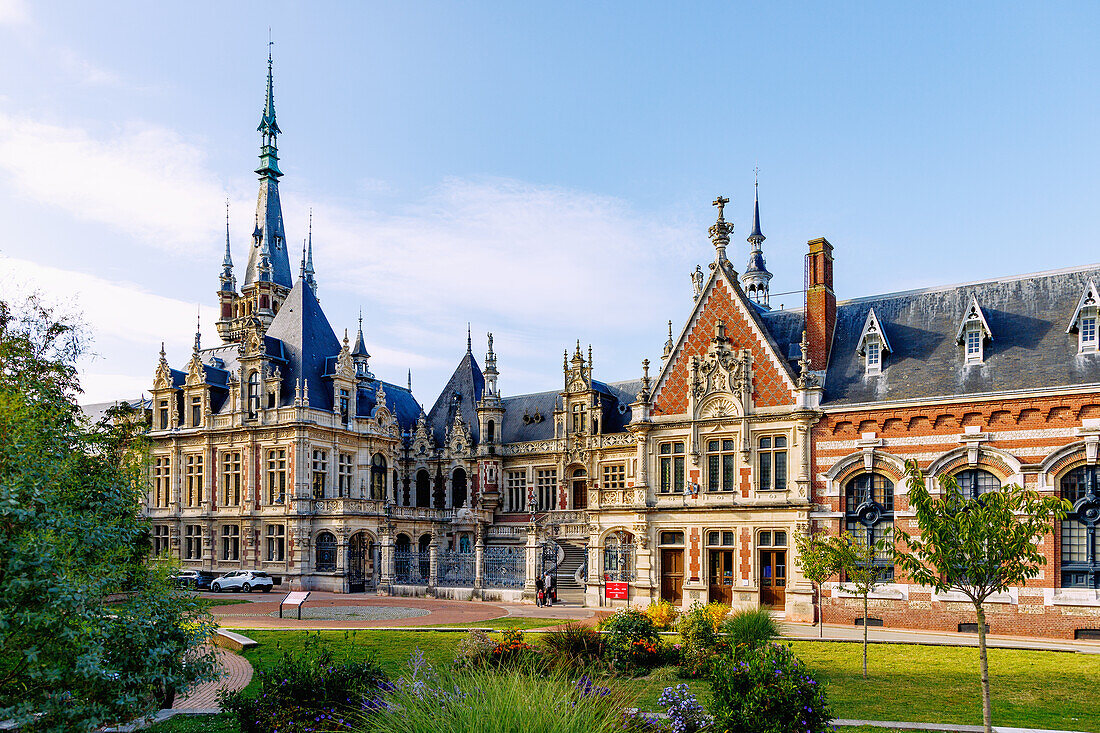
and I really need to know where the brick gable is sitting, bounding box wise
[653,277,794,416]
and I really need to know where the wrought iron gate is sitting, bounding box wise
[347,533,367,592]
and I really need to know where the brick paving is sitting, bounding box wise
[171,646,253,710]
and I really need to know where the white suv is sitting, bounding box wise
[210,570,274,593]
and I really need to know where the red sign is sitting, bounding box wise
[605,582,628,600]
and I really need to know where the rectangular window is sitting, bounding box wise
[866,340,880,373]
[659,531,685,546]
[153,456,171,508]
[536,469,557,511]
[312,449,328,499]
[966,327,982,360]
[153,525,170,555]
[571,403,587,433]
[159,400,170,430]
[1082,315,1098,352]
[758,436,787,491]
[190,396,201,427]
[221,524,240,561]
[659,442,685,493]
[185,525,202,560]
[602,464,626,490]
[267,448,287,505]
[706,439,737,491]
[339,389,350,424]
[506,470,527,512]
[266,524,285,562]
[185,454,204,507]
[706,530,736,547]
[337,453,353,497]
[221,451,241,506]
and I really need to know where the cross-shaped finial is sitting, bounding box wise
[754,166,760,189]
[268,28,274,61]
[712,196,729,220]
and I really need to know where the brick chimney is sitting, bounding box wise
[804,237,836,371]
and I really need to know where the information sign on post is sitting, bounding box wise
[605,582,628,600]
[279,591,311,620]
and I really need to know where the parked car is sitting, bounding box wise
[210,570,274,593]
[171,569,216,590]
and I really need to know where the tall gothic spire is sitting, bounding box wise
[741,170,773,308]
[220,199,235,291]
[243,46,292,289]
[303,209,317,294]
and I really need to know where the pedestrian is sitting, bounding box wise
[543,570,554,607]
[535,575,544,607]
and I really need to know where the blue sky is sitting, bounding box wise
[1,1,1098,404]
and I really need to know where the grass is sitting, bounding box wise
[166,629,1100,732]
[201,598,254,607]
[418,616,569,630]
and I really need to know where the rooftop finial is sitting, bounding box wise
[467,323,472,353]
[749,168,764,243]
[742,170,772,307]
[709,195,733,265]
[408,368,412,392]
[223,199,233,267]
[300,239,307,277]
[193,309,201,354]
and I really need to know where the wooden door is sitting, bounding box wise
[708,550,735,604]
[760,550,787,607]
[572,479,587,509]
[660,549,684,603]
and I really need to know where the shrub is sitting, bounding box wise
[598,607,660,672]
[709,643,831,733]
[675,604,723,678]
[720,606,779,654]
[220,633,385,733]
[543,623,605,669]
[703,602,731,630]
[452,630,497,670]
[657,683,708,733]
[489,629,538,667]
[363,655,639,733]
[644,599,680,630]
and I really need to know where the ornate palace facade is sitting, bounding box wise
[122,57,1100,638]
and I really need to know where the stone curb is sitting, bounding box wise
[103,708,220,732]
[833,720,1089,733]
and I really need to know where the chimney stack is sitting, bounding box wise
[804,237,836,371]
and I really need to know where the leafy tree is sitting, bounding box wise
[794,528,841,637]
[822,531,890,678]
[892,460,1068,733]
[0,297,218,732]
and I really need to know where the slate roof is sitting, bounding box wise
[758,307,806,374]
[264,278,341,409]
[499,379,641,444]
[357,380,421,430]
[426,352,484,446]
[81,397,149,425]
[818,265,1100,405]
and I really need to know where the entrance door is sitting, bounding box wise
[660,549,684,604]
[760,550,786,607]
[347,533,366,593]
[572,479,587,509]
[708,550,735,604]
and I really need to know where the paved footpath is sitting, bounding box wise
[173,646,253,710]
[834,720,1089,733]
[781,621,1100,653]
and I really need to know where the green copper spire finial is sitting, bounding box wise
[256,38,282,180]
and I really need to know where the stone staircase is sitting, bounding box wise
[554,540,588,604]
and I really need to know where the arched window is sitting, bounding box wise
[603,531,635,581]
[953,468,1000,500]
[247,371,260,418]
[1060,465,1100,588]
[371,453,387,500]
[316,532,337,572]
[844,472,895,580]
[392,470,399,503]
[487,419,495,443]
[452,467,468,508]
[415,469,431,507]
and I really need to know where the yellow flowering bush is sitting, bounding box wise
[644,599,680,630]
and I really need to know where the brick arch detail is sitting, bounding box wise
[926,448,1018,482]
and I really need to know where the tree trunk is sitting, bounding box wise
[818,584,824,638]
[862,591,869,679]
[975,603,992,733]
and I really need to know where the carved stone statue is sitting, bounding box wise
[691,265,704,299]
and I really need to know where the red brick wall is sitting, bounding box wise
[653,278,793,415]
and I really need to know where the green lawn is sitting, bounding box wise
[418,616,569,630]
[152,629,1099,732]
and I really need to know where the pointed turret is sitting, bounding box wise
[352,312,370,357]
[243,49,292,290]
[220,201,235,292]
[303,209,317,295]
[741,173,773,309]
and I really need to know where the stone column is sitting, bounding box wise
[428,530,440,594]
[585,528,602,607]
[523,523,539,602]
[473,523,485,597]
[379,524,394,594]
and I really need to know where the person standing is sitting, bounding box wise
[535,575,545,607]
[543,570,554,607]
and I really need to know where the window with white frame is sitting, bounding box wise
[267,448,287,505]
[706,439,736,491]
[602,464,626,490]
[184,525,202,560]
[221,451,241,506]
[184,454,204,507]
[312,449,328,499]
[865,339,881,374]
[1080,308,1098,353]
[659,442,685,493]
[758,435,787,491]
[536,468,557,511]
[221,524,240,561]
[337,453,353,497]
[965,325,983,363]
[506,470,527,512]
[266,524,285,562]
[153,456,171,508]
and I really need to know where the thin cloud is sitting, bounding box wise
[0,0,28,26]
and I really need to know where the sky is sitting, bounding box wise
[1,1,1098,406]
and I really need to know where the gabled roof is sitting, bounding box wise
[856,307,892,355]
[955,294,993,343]
[1066,279,1100,333]
[356,380,421,430]
[498,378,641,444]
[264,278,341,409]
[821,265,1100,406]
[426,352,484,447]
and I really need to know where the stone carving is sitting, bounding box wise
[691,265,704,299]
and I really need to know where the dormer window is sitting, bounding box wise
[955,294,992,366]
[1081,310,1098,353]
[1066,280,1100,355]
[855,307,891,376]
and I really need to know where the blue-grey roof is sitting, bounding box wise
[242,177,293,289]
[499,379,641,444]
[357,380,421,430]
[759,308,806,373]
[745,250,768,274]
[264,278,341,409]
[426,352,484,446]
[820,265,1100,405]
